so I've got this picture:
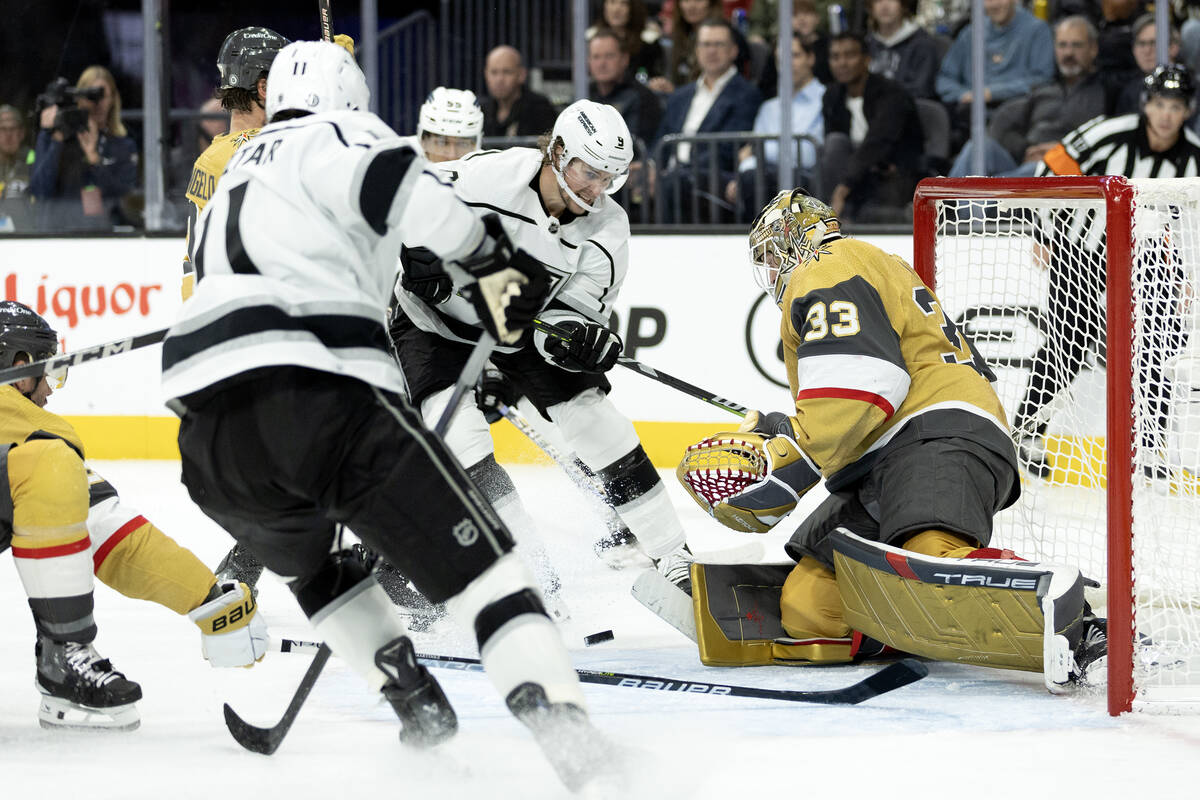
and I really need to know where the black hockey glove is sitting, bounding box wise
[399,245,452,305]
[455,214,550,345]
[738,409,796,437]
[475,366,521,424]
[544,320,623,373]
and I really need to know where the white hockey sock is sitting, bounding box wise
[311,578,408,691]
[447,554,585,708]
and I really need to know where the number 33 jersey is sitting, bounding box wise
[778,236,1014,489]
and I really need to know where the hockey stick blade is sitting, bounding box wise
[223,643,331,755]
[270,639,927,704]
[631,568,697,641]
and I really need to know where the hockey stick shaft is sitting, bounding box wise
[318,0,334,41]
[434,332,496,436]
[532,319,750,417]
[270,638,928,705]
[0,327,167,387]
[223,642,331,754]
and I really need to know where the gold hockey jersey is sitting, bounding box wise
[182,129,259,300]
[0,384,85,455]
[779,237,1010,487]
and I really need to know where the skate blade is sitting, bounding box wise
[38,695,140,731]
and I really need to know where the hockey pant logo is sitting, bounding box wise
[452,518,480,547]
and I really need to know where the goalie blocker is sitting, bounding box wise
[690,529,1090,691]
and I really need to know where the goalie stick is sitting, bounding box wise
[0,327,167,387]
[532,319,751,418]
[269,638,928,706]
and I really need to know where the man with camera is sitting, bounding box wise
[30,67,136,232]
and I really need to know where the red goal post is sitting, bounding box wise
[912,176,1175,716]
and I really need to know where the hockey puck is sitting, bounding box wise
[584,629,615,646]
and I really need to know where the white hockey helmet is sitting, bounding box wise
[265,40,370,121]
[417,87,484,144]
[547,100,632,212]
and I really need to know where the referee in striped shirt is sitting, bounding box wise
[1014,64,1200,477]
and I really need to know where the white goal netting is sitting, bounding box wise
[923,178,1200,712]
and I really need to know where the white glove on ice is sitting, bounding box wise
[189,581,269,668]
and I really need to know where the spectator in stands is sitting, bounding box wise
[867,0,940,99]
[1113,14,1182,114]
[820,31,925,222]
[0,104,34,232]
[753,0,834,92]
[654,18,762,222]
[588,29,664,145]
[589,0,667,84]
[654,0,751,93]
[30,65,137,232]
[480,45,558,138]
[936,0,1055,118]
[728,33,824,221]
[950,15,1107,177]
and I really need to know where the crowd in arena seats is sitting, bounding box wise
[8,0,1200,234]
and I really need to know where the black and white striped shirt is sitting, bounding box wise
[1036,113,1200,251]
[161,111,489,403]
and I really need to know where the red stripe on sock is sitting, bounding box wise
[12,536,92,559]
[92,516,147,571]
[885,551,919,580]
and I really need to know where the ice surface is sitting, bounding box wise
[2,461,1198,799]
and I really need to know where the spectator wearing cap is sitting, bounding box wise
[480,45,558,138]
[0,104,34,232]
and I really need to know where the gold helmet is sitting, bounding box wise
[748,189,841,303]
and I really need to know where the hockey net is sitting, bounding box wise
[913,177,1200,715]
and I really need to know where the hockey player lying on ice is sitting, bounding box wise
[675,190,1108,692]
[0,301,266,731]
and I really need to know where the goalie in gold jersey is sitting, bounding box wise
[676,191,1106,692]
[0,301,266,730]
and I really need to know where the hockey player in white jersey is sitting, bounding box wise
[162,41,613,791]
[390,99,694,594]
[402,86,484,163]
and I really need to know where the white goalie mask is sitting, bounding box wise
[416,87,484,162]
[547,100,632,212]
[265,40,370,121]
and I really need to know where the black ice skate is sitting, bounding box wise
[1074,613,1109,686]
[214,542,264,597]
[507,682,617,793]
[375,636,457,747]
[35,637,142,730]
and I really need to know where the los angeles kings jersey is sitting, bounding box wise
[780,237,1013,490]
[162,110,491,405]
[395,147,630,350]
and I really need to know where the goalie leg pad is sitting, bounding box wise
[693,563,858,666]
[830,528,1085,672]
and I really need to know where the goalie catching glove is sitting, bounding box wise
[448,214,550,345]
[677,421,820,533]
[188,581,269,668]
